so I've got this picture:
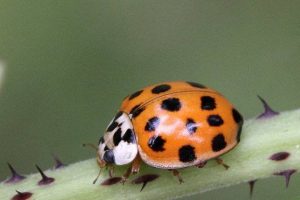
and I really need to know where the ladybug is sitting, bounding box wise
[97,81,243,182]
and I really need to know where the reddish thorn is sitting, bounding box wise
[52,154,66,169]
[11,190,32,200]
[273,169,296,188]
[248,180,257,197]
[256,96,279,119]
[100,177,122,186]
[269,152,290,161]
[131,174,160,192]
[5,163,26,184]
[35,165,55,185]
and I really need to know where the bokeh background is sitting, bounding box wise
[0,1,299,199]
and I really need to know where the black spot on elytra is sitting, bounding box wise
[148,136,166,151]
[122,129,135,143]
[145,117,160,132]
[207,115,224,126]
[232,108,243,142]
[130,104,140,114]
[113,128,122,146]
[179,145,197,162]
[161,98,181,112]
[106,121,118,132]
[132,107,145,118]
[130,104,145,118]
[236,123,243,142]
[232,108,243,124]
[151,84,171,94]
[103,150,115,164]
[212,134,227,152]
[187,81,206,89]
[201,96,216,110]
[186,118,197,134]
[129,90,143,100]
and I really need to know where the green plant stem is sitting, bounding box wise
[1,109,300,200]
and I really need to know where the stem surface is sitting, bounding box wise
[1,109,300,200]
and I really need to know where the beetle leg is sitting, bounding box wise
[121,167,132,184]
[170,169,184,184]
[108,165,114,177]
[215,157,229,169]
[131,155,142,174]
[121,155,142,183]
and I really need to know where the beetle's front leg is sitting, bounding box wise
[121,155,142,183]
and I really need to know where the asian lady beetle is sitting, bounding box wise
[97,81,243,182]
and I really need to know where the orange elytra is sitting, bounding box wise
[97,81,243,182]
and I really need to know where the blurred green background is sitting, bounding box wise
[0,1,299,199]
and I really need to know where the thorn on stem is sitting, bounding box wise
[5,163,26,184]
[35,164,55,185]
[273,169,296,188]
[52,154,66,169]
[11,190,32,200]
[256,96,279,119]
[248,180,257,198]
[131,174,160,192]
